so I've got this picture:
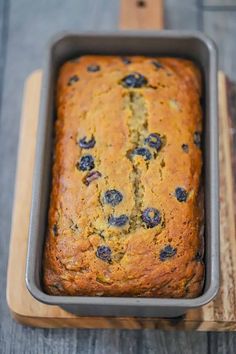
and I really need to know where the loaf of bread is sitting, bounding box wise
[43,55,204,298]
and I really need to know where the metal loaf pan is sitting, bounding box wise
[26,31,219,318]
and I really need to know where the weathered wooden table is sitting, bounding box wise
[1,0,236,353]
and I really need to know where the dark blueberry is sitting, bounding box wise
[121,56,132,64]
[121,72,148,88]
[152,60,164,69]
[104,189,123,206]
[131,147,152,161]
[96,245,112,262]
[77,155,95,171]
[87,64,100,72]
[175,187,188,202]
[144,133,162,151]
[160,245,177,261]
[182,144,189,153]
[108,215,129,227]
[83,171,102,186]
[195,251,203,262]
[67,75,79,86]
[52,224,58,236]
[194,131,201,148]
[79,135,96,149]
[142,208,161,228]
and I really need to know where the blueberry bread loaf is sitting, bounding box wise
[43,55,204,297]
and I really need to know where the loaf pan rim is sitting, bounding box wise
[26,274,219,308]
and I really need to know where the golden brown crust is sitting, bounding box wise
[43,55,204,298]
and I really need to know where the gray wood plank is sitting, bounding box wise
[0,0,9,114]
[165,0,200,29]
[203,11,236,80]
[141,330,208,354]
[209,332,236,354]
[0,328,209,354]
[203,0,236,6]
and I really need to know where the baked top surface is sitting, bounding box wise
[43,55,204,297]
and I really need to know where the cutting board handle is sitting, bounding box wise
[119,0,164,30]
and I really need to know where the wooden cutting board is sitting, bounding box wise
[6,0,236,330]
[6,70,236,330]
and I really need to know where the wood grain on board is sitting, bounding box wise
[120,0,163,29]
[6,70,236,330]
